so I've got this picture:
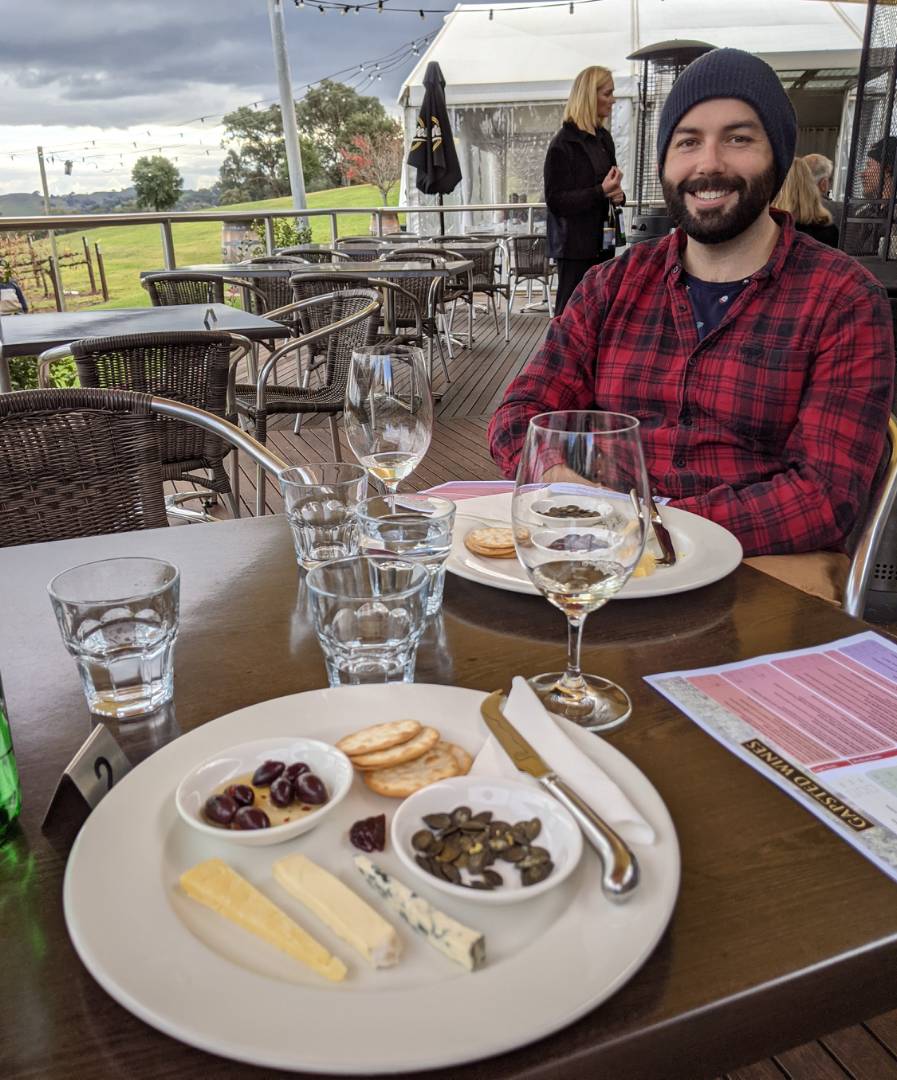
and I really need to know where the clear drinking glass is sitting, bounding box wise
[279,462,368,570]
[344,345,433,498]
[511,411,650,732]
[356,494,456,615]
[47,558,180,720]
[305,555,429,686]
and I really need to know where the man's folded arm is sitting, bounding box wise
[488,278,604,478]
[671,283,895,555]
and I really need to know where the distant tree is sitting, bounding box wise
[295,81,394,188]
[218,105,322,203]
[340,126,404,203]
[131,155,184,212]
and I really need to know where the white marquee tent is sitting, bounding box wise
[398,0,866,226]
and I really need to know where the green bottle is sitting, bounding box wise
[0,674,22,840]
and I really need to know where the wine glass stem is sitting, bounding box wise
[383,481,398,512]
[560,614,588,693]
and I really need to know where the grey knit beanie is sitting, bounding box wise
[657,48,797,196]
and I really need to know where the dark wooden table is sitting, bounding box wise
[0,304,291,392]
[2,515,897,1080]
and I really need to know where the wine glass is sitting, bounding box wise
[344,345,433,500]
[511,411,651,732]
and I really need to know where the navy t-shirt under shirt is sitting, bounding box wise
[682,272,749,341]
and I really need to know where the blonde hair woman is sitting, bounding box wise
[773,157,839,247]
[545,65,626,315]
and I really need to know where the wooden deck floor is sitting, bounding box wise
[174,303,897,1080]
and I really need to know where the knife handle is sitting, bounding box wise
[538,772,640,901]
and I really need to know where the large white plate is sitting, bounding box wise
[64,684,679,1075]
[448,492,743,600]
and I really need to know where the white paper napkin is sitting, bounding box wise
[472,676,656,846]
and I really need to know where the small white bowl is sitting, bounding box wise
[391,775,583,905]
[175,736,354,847]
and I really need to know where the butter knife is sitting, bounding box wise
[647,492,677,566]
[480,691,639,900]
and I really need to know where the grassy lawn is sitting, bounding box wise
[22,184,401,310]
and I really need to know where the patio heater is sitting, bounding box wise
[625,40,716,244]
[839,0,897,263]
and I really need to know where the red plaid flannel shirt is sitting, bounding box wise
[488,212,895,556]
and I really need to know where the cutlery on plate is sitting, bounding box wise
[479,691,639,901]
[635,489,676,567]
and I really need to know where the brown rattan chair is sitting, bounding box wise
[38,331,252,522]
[234,290,381,513]
[505,234,555,340]
[141,272,268,312]
[278,247,351,264]
[287,273,423,347]
[379,250,452,380]
[0,388,286,547]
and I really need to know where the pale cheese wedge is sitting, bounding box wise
[274,853,401,968]
[180,858,347,982]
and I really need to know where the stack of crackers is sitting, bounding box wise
[463,526,517,559]
[336,720,473,799]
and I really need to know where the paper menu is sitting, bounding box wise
[645,631,897,884]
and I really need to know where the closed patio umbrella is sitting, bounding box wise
[408,61,462,234]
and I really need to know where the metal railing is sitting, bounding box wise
[0,201,547,272]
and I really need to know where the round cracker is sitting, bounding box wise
[363,741,461,798]
[465,526,514,551]
[446,742,473,775]
[351,725,440,770]
[336,719,421,758]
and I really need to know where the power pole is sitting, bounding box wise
[267,0,308,230]
[37,146,66,312]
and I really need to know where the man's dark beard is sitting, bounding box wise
[662,165,776,244]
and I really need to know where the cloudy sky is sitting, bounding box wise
[0,0,446,196]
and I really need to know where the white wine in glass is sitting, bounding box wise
[512,411,651,732]
[345,346,433,498]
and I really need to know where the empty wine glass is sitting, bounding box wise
[511,411,650,732]
[344,345,433,500]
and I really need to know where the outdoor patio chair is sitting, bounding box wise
[0,387,286,547]
[379,250,452,381]
[505,234,555,341]
[238,255,311,335]
[278,247,350,264]
[844,414,897,619]
[337,238,388,262]
[233,289,381,514]
[142,271,268,311]
[37,330,254,522]
[442,244,507,346]
[286,272,423,348]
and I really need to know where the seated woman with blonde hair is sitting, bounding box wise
[773,157,839,247]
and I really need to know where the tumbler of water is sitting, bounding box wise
[47,558,180,721]
[279,463,368,570]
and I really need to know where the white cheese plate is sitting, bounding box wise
[447,491,743,599]
[64,684,680,1074]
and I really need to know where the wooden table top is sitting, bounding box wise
[0,304,290,358]
[2,514,896,1080]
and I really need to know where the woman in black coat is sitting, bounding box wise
[545,65,625,315]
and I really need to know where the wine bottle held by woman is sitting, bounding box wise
[544,66,626,316]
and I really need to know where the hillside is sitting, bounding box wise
[0,186,220,217]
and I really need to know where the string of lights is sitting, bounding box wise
[293,0,602,16]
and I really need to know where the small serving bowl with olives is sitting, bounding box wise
[175,737,354,847]
[391,775,583,905]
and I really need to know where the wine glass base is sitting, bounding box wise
[527,672,632,733]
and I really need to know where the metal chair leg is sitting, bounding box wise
[256,466,266,517]
[328,415,343,462]
[229,450,241,518]
[435,326,451,384]
[489,293,500,334]
[505,274,515,341]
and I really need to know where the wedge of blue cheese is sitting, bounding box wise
[273,853,401,968]
[180,858,347,982]
[354,855,485,971]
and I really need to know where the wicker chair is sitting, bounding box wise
[234,290,381,514]
[238,256,311,335]
[504,234,555,341]
[337,238,388,262]
[0,388,286,547]
[142,272,267,311]
[286,273,423,347]
[379,251,451,380]
[278,247,350,264]
[38,331,250,522]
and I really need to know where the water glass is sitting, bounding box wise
[47,558,180,721]
[356,494,456,615]
[306,556,429,686]
[279,463,368,570]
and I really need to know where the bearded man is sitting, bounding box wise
[488,48,894,602]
